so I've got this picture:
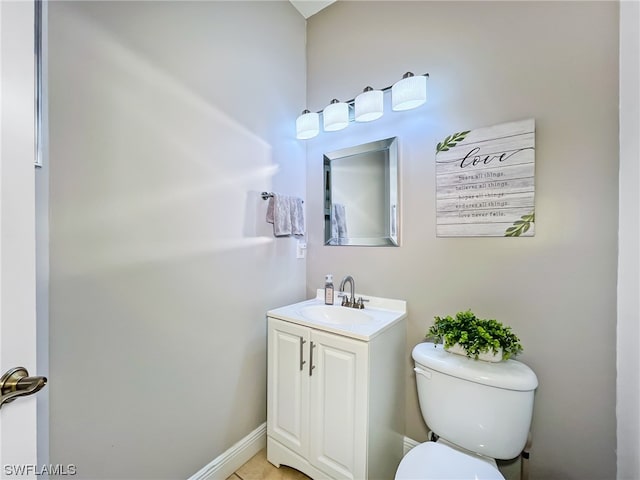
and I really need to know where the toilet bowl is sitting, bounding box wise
[395,342,538,479]
[395,441,503,480]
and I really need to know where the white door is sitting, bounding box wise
[267,318,310,457]
[0,0,39,471]
[309,330,368,480]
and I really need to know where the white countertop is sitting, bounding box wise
[267,290,407,341]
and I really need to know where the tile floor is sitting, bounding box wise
[227,449,312,480]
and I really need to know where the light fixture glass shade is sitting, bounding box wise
[391,73,427,111]
[296,110,319,139]
[323,99,349,131]
[355,87,384,122]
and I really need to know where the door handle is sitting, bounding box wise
[309,342,316,376]
[0,367,47,409]
[299,337,307,371]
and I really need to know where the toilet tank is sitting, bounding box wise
[412,342,538,460]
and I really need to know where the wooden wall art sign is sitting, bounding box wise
[435,118,535,237]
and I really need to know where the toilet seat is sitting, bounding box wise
[395,441,505,480]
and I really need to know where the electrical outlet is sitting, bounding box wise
[296,241,307,259]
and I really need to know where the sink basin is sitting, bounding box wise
[300,305,373,325]
[268,291,406,340]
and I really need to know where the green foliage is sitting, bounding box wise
[426,310,523,360]
[505,212,535,237]
[436,131,471,153]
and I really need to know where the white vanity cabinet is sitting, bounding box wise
[266,295,406,480]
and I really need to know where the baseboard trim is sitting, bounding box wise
[403,436,420,455]
[189,427,418,479]
[188,422,267,480]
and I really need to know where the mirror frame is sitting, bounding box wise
[323,137,399,247]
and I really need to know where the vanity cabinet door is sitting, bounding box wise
[308,330,369,480]
[267,318,310,458]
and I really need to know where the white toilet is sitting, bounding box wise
[396,342,538,480]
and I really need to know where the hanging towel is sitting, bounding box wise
[290,197,305,236]
[330,206,338,241]
[391,204,397,237]
[266,194,292,236]
[332,203,348,241]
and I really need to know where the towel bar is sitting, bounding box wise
[261,192,304,203]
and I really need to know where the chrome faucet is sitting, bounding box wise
[339,275,366,309]
[339,275,355,306]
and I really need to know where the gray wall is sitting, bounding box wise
[617,2,640,478]
[47,2,306,478]
[305,2,619,479]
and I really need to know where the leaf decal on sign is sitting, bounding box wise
[436,130,470,153]
[505,212,535,237]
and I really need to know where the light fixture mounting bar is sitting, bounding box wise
[310,73,429,115]
[295,72,429,139]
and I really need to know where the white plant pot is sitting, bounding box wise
[444,343,503,362]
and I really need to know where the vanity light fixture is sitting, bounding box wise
[391,72,427,111]
[355,86,384,122]
[296,110,320,140]
[323,99,350,132]
[295,72,428,139]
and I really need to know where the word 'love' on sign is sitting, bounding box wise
[435,118,535,237]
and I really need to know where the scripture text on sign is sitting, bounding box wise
[435,118,535,237]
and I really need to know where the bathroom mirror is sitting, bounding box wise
[324,137,399,246]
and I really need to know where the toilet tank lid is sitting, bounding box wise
[412,342,538,391]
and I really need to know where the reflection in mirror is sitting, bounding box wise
[324,137,399,246]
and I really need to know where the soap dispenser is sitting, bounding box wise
[324,274,334,305]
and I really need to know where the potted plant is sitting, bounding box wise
[426,310,523,362]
